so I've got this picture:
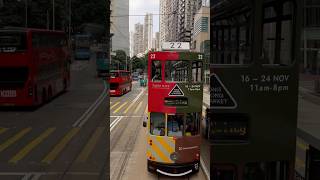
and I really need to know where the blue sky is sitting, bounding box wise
[129,0,160,36]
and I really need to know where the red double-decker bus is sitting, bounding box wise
[0,27,70,106]
[109,70,132,96]
[145,42,204,176]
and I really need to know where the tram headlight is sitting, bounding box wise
[170,152,178,161]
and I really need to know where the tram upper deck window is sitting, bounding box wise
[185,113,200,136]
[262,1,294,65]
[167,114,184,137]
[150,112,165,136]
[165,61,188,82]
[192,61,202,82]
[151,60,162,82]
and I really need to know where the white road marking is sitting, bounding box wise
[73,88,107,127]
[110,116,123,132]
[200,157,210,180]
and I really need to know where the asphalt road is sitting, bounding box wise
[0,57,109,180]
[110,82,206,180]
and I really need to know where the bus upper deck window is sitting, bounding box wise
[151,60,162,82]
[165,61,188,82]
[167,114,184,137]
[150,112,165,136]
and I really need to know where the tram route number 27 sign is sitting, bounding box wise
[211,73,237,109]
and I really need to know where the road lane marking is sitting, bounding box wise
[9,128,56,164]
[75,127,104,163]
[72,86,107,127]
[295,157,305,168]
[110,102,120,110]
[0,127,8,135]
[113,102,128,114]
[110,116,124,132]
[0,128,32,153]
[134,101,143,114]
[200,157,210,180]
[145,105,148,114]
[122,89,146,114]
[297,140,308,151]
[42,128,80,164]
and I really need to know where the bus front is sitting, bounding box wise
[147,43,204,176]
[0,29,33,106]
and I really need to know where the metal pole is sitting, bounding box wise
[52,0,55,30]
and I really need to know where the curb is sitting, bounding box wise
[200,157,210,180]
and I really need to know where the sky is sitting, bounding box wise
[129,0,160,37]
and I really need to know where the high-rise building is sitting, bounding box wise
[178,0,197,42]
[155,32,160,50]
[192,6,210,53]
[130,31,134,57]
[144,13,153,51]
[159,0,168,44]
[111,0,130,55]
[133,23,144,56]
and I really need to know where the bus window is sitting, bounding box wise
[165,61,188,82]
[192,61,202,82]
[150,112,165,136]
[110,72,119,78]
[185,113,200,136]
[167,114,184,137]
[151,60,162,82]
[0,32,27,52]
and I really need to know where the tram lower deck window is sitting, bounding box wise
[150,112,165,136]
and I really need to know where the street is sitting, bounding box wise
[110,82,207,180]
[0,57,109,180]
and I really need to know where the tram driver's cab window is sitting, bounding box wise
[165,61,188,82]
[151,60,162,82]
[167,114,184,137]
[192,61,202,82]
[185,113,200,136]
[150,112,165,136]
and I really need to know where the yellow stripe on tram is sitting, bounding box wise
[113,102,128,114]
[9,128,56,164]
[42,128,80,164]
[110,102,120,110]
[0,127,8,135]
[76,127,105,163]
[134,101,143,114]
[0,128,32,153]
[150,141,171,163]
[156,137,174,154]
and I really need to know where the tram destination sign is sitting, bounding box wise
[211,113,249,142]
[164,97,188,106]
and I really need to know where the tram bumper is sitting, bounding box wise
[148,160,199,176]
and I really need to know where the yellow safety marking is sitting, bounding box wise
[150,141,171,163]
[42,128,80,164]
[156,136,174,154]
[297,140,308,151]
[123,101,136,114]
[113,102,128,114]
[134,101,143,114]
[76,127,104,163]
[0,128,32,153]
[0,127,8,135]
[9,128,56,164]
[145,105,148,114]
[110,102,120,110]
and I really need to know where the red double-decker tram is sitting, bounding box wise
[109,70,132,96]
[145,42,204,176]
[0,27,70,106]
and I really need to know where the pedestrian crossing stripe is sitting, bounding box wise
[0,128,32,153]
